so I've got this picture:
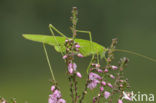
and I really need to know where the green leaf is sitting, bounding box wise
[23,34,107,57]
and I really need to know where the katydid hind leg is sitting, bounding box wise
[76,30,93,52]
[76,30,95,73]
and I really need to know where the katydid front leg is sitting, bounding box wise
[48,24,66,56]
[49,24,66,37]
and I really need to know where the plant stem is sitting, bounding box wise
[69,76,75,103]
[97,83,103,103]
[73,74,78,103]
[79,76,89,103]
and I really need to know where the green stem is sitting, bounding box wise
[43,43,56,84]
[79,76,89,103]
[69,76,75,103]
[73,74,78,103]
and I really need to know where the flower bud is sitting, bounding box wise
[72,7,77,11]
[93,97,96,103]
[104,91,110,99]
[68,67,73,74]
[100,86,104,92]
[111,65,118,70]
[107,83,113,88]
[120,84,123,88]
[104,69,108,73]
[110,74,115,79]
[51,85,55,92]
[95,64,100,68]
[76,72,82,78]
[2,100,6,103]
[62,55,67,59]
[65,39,69,43]
[101,81,106,86]
[77,53,83,58]
[75,44,80,48]
[120,80,124,83]
[58,98,66,103]
[118,99,123,103]
[97,69,103,73]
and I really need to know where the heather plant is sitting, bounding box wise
[0,97,16,103]
[1,7,156,103]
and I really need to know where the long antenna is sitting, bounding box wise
[114,49,156,62]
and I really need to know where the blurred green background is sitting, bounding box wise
[0,0,156,103]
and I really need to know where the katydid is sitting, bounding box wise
[23,24,156,62]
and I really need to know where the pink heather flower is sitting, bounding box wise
[75,44,80,48]
[68,63,77,74]
[77,53,83,58]
[68,67,74,74]
[110,74,115,79]
[97,69,103,73]
[57,98,66,103]
[100,86,104,92]
[111,65,118,70]
[49,88,66,103]
[2,101,6,103]
[88,72,101,90]
[48,94,57,103]
[76,72,82,78]
[118,99,123,103]
[104,91,110,99]
[101,81,106,86]
[62,55,67,59]
[51,85,55,92]
[93,97,96,103]
[52,90,61,98]
[107,83,113,88]
[120,84,123,87]
[89,72,102,80]
[95,64,100,68]
[104,69,108,73]
[65,39,69,42]
[72,63,77,70]
[76,48,79,51]
[87,79,100,90]
[91,63,96,66]
[120,80,124,83]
